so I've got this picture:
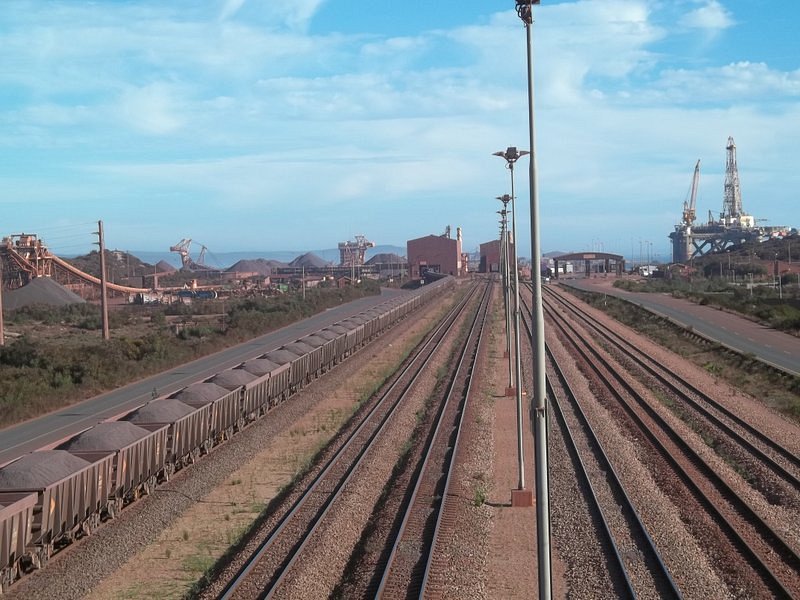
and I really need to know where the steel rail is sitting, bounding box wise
[544,285,800,485]
[544,297,799,598]
[518,288,681,598]
[376,279,491,598]
[217,282,481,600]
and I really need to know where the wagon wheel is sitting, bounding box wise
[163,462,175,482]
[144,475,158,495]
[0,565,13,593]
[35,544,52,570]
[106,498,119,520]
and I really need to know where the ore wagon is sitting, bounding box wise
[263,348,304,395]
[172,383,241,445]
[242,358,287,406]
[209,368,261,424]
[301,334,336,374]
[0,450,114,566]
[0,492,36,592]
[57,421,169,513]
[123,399,211,469]
[284,341,319,384]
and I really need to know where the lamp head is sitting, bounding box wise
[515,0,539,25]
[493,147,530,164]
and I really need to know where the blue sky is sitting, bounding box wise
[1,0,798,262]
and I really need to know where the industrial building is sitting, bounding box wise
[479,239,515,273]
[407,226,465,279]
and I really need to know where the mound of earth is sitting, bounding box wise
[156,260,177,273]
[3,277,86,310]
[365,253,405,265]
[227,259,284,275]
[289,253,330,269]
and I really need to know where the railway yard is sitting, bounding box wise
[0,275,798,598]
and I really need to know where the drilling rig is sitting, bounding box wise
[669,137,763,263]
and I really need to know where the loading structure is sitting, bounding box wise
[1,234,148,296]
[338,235,375,268]
[669,137,761,263]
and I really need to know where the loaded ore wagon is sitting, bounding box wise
[0,450,114,566]
[172,382,240,445]
[0,492,36,592]
[263,349,304,395]
[123,399,211,469]
[56,421,169,515]
[209,368,262,424]
[240,357,288,408]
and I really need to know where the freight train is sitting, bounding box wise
[0,276,454,593]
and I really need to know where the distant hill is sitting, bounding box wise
[64,250,156,279]
[125,245,407,270]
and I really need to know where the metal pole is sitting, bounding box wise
[97,220,110,341]
[517,0,552,597]
[509,169,525,491]
[499,202,514,390]
[0,258,5,347]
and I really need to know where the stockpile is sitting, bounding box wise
[2,277,85,310]
[227,258,283,276]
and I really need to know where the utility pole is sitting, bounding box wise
[96,221,110,341]
[0,258,5,347]
[516,0,551,596]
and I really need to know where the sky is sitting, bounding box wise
[1,0,798,263]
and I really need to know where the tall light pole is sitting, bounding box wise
[493,149,529,503]
[516,1,551,597]
[498,200,514,394]
[95,220,110,341]
[0,257,5,347]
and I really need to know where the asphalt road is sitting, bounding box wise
[0,289,403,465]
[560,278,800,376]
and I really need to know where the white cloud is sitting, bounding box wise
[680,0,735,31]
[219,0,247,21]
[1,0,798,254]
[118,84,185,135]
[643,62,800,104]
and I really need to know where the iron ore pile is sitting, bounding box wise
[2,277,85,310]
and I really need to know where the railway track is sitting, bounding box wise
[545,285,800,497]
[519,290,681,598]
[375,277,491,598]
[532,283,800,597]
[207,280,487,599]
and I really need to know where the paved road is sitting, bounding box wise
[560,278,800,377]
[0,289,404,465]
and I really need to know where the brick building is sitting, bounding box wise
[407,226,464,279]
[479,238,514,273]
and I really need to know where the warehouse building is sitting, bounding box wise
[407,226,465,279]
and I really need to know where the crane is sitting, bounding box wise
[681,159,700,228]
[338,235,375,267]
[169,238,209,270]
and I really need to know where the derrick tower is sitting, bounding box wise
[722,136,743,224]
